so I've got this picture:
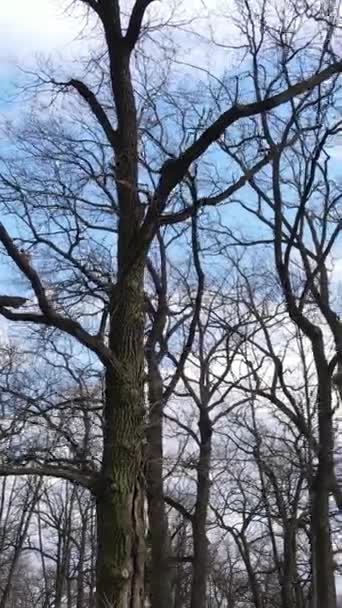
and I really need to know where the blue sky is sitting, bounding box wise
[1,0,341,302]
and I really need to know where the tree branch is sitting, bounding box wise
[135,61,342,255]
[79,0,101,14]
[0,307,112,366]
[125,0,155,51]
[0,223,52,316]
[159,140,296,225]
[0,224,115,367]
[164,495,193,521]
[0,296,27,308]
[56,79,118,151]
[169,62,342,190]
[0,463,95,489]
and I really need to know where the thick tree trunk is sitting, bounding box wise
[96,265,146,608]
[146,356,173,608]
[96,478,145,608]
[190,410,212,608]
[93,12,148,602]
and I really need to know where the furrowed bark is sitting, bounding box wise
[94,7,146,604]
[96,264,146,608]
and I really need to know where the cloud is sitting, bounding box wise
[0,0,234,67]
[0,318,8,345]
[0,0,80,68]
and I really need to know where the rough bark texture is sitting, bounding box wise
[96,266,146,608]
[93,4,148,603]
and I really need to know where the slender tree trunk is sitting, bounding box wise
[310,364,336,608]
[146,353,173,608]
[76,510,87,608]
[190,409,212,608]
[239,535,264,608]
[281,523,296,608]
[55,531,67,608]
[173,520,191,608]
[89,502,97,608]
[0,481,40,608]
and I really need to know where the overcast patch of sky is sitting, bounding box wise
[0,0,240,82]
[0,1,79,61]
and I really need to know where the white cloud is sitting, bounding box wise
[0,0,80,66]
[0,0,234,68]
[0,318,8,345]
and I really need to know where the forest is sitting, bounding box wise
[0,0,342,606]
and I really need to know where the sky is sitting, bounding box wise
[0,0,238,85]
[0,1,79,60]
[0,1,77,340]
[0,0,341,301]
[0,0,208,58]
[0,1,341,271]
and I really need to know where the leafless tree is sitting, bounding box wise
[0,1,341,606]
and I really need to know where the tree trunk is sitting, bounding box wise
[310,366,336,608]
[281,522,296,608]
[0,481,40,608]
[76,509,87,608]
[146,355,173,608]
[239,535,264,608]
[190,409,212,608]
[96,265,146,608]
[311,470,336,608]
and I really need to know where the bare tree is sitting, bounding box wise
[0,1,342,606]
[201,2,342,604]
